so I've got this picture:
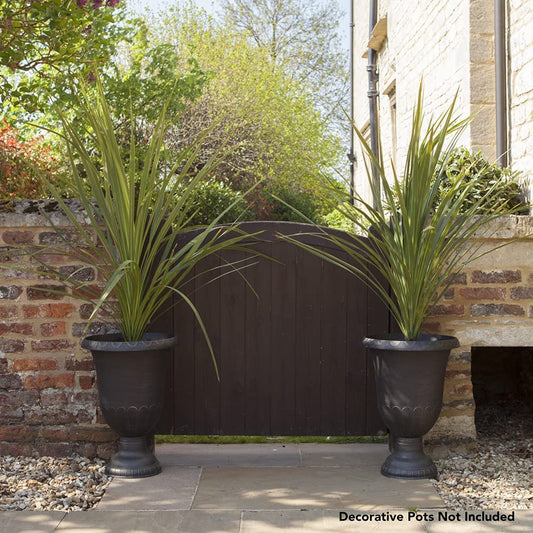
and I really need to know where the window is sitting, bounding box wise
[385,84,397,167]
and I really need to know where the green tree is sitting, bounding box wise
[146,3,341,221]
[221,0,349,130]
[2,5,208,180]
[98,17,209,157]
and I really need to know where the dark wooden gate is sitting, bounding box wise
[155,221,389,436]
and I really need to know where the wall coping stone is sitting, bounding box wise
[472,215,533,239]
[0,200,92,227]
[1,201,532,239]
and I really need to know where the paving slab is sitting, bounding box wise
[298,443,389,467]
[56,511,186,533]
[3,444,530,532]
[94,466,201,511]
[156,443,301,467]
[0,511,65,533]
[1,509,530,533]
[170,510,242,533]
[192,466,443,511]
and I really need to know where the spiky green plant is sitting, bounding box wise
[32,78,261,376]
[280,86,526,340]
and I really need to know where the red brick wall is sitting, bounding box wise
[426,269,532,330]
[0,201,117,458]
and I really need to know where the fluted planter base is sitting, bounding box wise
[106,436,161,477]
[381,437,437,479]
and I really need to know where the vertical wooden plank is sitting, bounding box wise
[194,253,222,434]
[294,246,322,435]
[244,241,272,435]
[164,223,388,438]
[270,239,297,435]
[365,254,389,434]
[172,279,197,434]
[345,250,370,435]
[319,251,347,435]
[219,249,247,435]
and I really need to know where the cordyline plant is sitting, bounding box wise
[29,78,260,376]
[280,86,526,341]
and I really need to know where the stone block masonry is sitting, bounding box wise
[509,0,533,205]
[352,0,532,210]
[0,201,117,458]
[423,216,533,455]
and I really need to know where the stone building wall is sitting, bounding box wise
[469,0,496,159]
[353,0,471,203]
[1,202,531,457]
[508,0,533,203]
[352,0,532,207]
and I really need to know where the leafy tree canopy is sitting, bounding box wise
[0,0,125,115]
[142,2,342,220]
[221,0,349,133]
[98,17,209,153]
[1,0,347,226]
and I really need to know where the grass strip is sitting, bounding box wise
[154,435,388,444]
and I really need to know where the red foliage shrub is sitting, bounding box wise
[0,122,66,200]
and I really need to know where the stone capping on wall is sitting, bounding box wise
[2,199,531,237]
[0,199,93,228]
[1,201,532,458]
[469,214,533,240]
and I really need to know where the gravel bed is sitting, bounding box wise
[0,456,110,511]
[432,401,533,510]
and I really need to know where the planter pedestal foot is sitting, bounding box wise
[106,436,161,478]
[381,436,437,479]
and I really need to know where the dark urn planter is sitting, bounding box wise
[363,334,459,479]
[81,333,175,478]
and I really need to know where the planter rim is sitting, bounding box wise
[363,333,459,352]
[81,332,176,352]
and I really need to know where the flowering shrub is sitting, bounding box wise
[0,123,68,200]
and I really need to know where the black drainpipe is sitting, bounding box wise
[367,0,379,205]
[348,0,356,205]
[495,0,508,167]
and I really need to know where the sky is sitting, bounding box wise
[127,0,352,53]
